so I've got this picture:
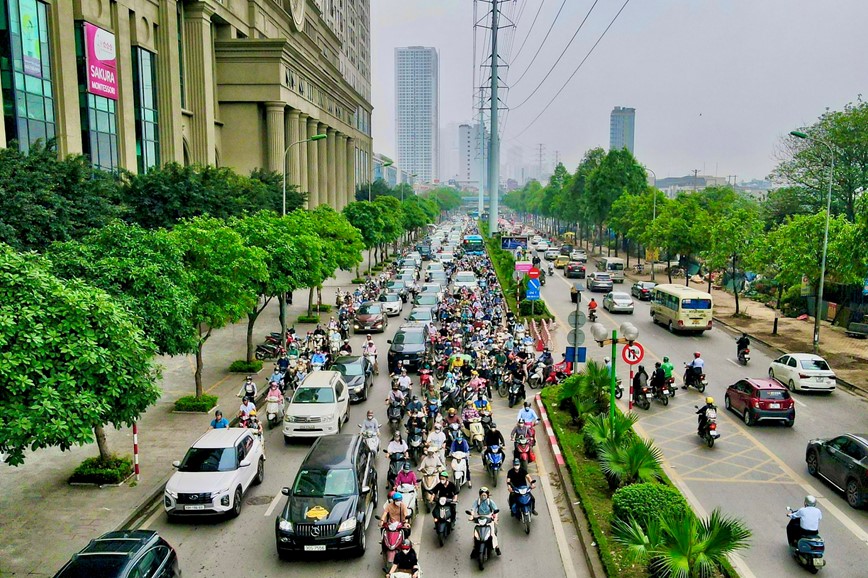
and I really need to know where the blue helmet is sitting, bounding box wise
[393,492,403,502]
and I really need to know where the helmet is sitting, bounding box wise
[448,408,456,415]
[655,362,661,368]
[393,492,403,502]
[440,470,449,478]
[490,422,497,429]
[518,419,525,425]
[638,365,645,372]
[455,431,463,440]
[471,370,479,376]
[804,495,817,507]
[513,458,521,466]
[246,375,253,380]
[694,352,701,358]
[705,397,714,405]
[412,395,419,402]
[479,486,490,496]
[663,356,670,362]
[402,462,411,471]
[401,539,412,552]
[523,401,530,408]
[465,400,474,407]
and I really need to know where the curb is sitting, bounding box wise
[536,394,605,578]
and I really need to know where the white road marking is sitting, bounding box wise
[265,491,284,517]
[140,504,164,530]
[792,397,807,408]
[727,358,741,367]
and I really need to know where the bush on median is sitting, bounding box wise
[174,394,218,413]
[69,455,133,485]
[229,360,263,373]
[612,483,691,531]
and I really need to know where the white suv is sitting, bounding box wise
[283,371,350,442]
[164,428,264,519]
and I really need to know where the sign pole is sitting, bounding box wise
[628,367,634,411]
[572,295,580,372]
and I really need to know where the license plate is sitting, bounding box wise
[299,425,316,430]
[815,377,826,382]
[185,505,205,511]
[304,545,326,552]
[769,403,780,409]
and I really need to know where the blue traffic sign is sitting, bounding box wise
[565,346,587,363]
[526,278,541,301]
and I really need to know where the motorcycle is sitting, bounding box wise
[511,485,534,535]
[528,362,546,390]
[395,482,418,519]
[425,398,442,431]
[468,418,485,453]
[633,384,651,410]
[407,423,425,466]
[682,363,708,393]
[786,507,825,573]
[588,308,597,323]
[450,450,468,492]
[265,392,283,429]
[466,511,497,571]
[737,347,751,365]
[484,445,504,487]
[514,436,533,470]
[652,381,671,406]
[358,425,380,453]
[384,450,408,488]
[377,519,407,572]
[508,379,526,408]
[387,401,404,433]
[694,405,720,448]
[364,352,378,375]
[419,368,434,389]
[420,466,440,513]
[547,264,554,276]
[433,496,455,546]
[255,342,281,361]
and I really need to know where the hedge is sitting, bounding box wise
[612,483,691,531]
[229,360,263,373]
[69,455,133,485]
[311,304,332,312]
[174,394,218,413]
[351,277,366,284]
[297,314,320,324]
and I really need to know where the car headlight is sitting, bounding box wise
[221,494,231,506]
[165,490,178,499]
[164,495,173,507]
[338,518,357,533]
[323,414,336,422]
[278,518,293,532]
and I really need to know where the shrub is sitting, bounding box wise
[518,298,550,316]
[351,277,366,284]
[229,360,263,373]
[174,394,218,412]
[612,483,691,530]
[297,314,320,324]
[779,284,805,317]
[69,455,133,485]
[312,304,332,312]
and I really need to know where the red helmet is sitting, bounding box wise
[400,539,412,551]
[694,352,701,358]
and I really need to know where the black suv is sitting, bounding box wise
[387,323,431,373]
[276,434,377,558]
[54,530,180,578]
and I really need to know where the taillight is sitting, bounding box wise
[678,320,684,327]
[709,423,716,430]
[799,373,809,379]
[745,348,750,354]
[706,321,713,329]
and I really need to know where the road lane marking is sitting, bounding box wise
[265,491,283,517]
[792,397,807,408]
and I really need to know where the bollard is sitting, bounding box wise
[773,317,779,335]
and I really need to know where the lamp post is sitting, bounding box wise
[644,166,658,281]
[590,322,639,423]
[283,133,327,215]
[790,130,834,354]
[369,160,393,201]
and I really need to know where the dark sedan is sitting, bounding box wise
[54,530,180,578]
[353,302,388,333]
[565,262,586,279]
[331,355,373,403]
[631,281,656,301]
[806,433,868,509]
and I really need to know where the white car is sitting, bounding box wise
[283,371,350,440]
[570,250,587,262]
[537,241,550,251]
[543,249,559,261]
[439,252,455,264]
[603,291,635,314]
[530,236,541,246]
[378,292,403,316]
[769,353,837,392]
[453,271,478,290]
[420,282,445,301]
[164,428,264,519]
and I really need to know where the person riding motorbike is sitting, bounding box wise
[310,349,327,368]
[473,392,492,413]
[588,298,598,321]
[683,352,705,389]
[237,375,257,400]
[396,368,413,393]
[268,366,284,389]
[394,461,419,489]
[632,365,649,404]
[387,383,407,406]
[517,401,538,425]
[444,407,462,428]
[462,400,481,433]
[238,395,256,419]
[650,362,666,396]
[787,495,822,546]
[388,539,420,578]
[387,432,409,459]
[432,471,458,526]
[339,338,352,355]
[449,432,472,487]
[362,334,379,374]
[277,353,290,374]
[736,333,750,356]
[419,448,445,479]
[483,422,505,455]
[469,487,501,557]
[406,394,424,416]
[427,424,447,457]
[661,356,674,380]
[380,491,411,538]
[506,459,537,515]
[361,410,381,433]
[696,397,717,435]
[510,419,532,443]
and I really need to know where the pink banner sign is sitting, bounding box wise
[514,261,533,273]
[84,23,117,100]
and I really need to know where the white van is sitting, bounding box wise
[283,371,349,442]
[598,257,625,283]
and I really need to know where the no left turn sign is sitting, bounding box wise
[622,342,645,365]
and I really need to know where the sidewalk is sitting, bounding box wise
[0,262,369,577]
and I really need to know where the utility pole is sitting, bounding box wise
[487,0,501,236]
[537,143,545,181]
[478,88,486,215]
[693,169,700,191]
[554,150,560,168]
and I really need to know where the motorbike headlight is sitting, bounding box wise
[278,518,293,532]
[338,518,357,533]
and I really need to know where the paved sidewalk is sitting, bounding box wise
[0,264,368,577]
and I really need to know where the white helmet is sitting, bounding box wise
[804,495,817,507]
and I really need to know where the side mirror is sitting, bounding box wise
[172,460,181,468]
[361,485,371,494]
[383,449,389,454]
[240,458,252,468]
[387,339,393,344]
[281,487,291,496]
[465,509,473,516]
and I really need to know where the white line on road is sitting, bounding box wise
[792,396,807,408]
[265,491,284,517]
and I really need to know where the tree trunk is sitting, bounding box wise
[667,250,673,284]
[246,310,257,363]
[278,293,288,342]
[194,327,210,398]
[625,238,630,267]
[685,255,691,286]
[94,425,111,462]
[732,258,741,315]
[316,285,323,312]
[614,233,619,257]
[307,286,315,316]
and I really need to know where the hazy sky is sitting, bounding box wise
[370,0,868,182]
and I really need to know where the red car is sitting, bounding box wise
[565,262,586,279]
[724,378,795,427]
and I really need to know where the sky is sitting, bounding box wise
[369,0,868,182]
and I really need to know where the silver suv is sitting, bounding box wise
[588,272,614,292]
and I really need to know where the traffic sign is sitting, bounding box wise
[527,267,540,279]
[567,330,585,346]
[565,346,587,363]
[568,311,587,328]
[512,270,524,282]
[526,278,541,301]
[622,342,645,365]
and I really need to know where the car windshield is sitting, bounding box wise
[393,331,425,345]
[55,557,129,578]
[681,298,712,310]
[358,304,382,315]
[640,283,655,289]
[799,359,831,371]
[386,281,405,289]
[379,294,400,302]
[333,362,363,376]
[456,274,476,282]
[293,468,357,497]
[608,263,624,271]
[416,295,437,305]
[409,310,432,320]
[422,285,439,292]
[292,387,336,404]
[759,389,790,400]
[179,447,237,472]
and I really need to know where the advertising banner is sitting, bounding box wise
[20,0,42,78]
[514,260,533,273]
[84,23,118,100]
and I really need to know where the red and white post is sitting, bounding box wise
[628,368,634,411]
[132,421,140,482]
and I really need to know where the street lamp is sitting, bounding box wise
[369,160,393,201]
[644,166,658,281]
[790,130,834,354]
[283,133,327,216]
[590,321,639,423]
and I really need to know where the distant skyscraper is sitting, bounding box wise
[395,47,439,183]
[609,106,635,153]
[458,123,488,190]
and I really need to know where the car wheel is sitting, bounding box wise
[806,451,819,476]
[788,379,797,393]
[724,395,732,410]
[768,368,775,379]
[254,457,265,485]
[355,525,367,557]
[845,478,864,508]
[743,409,753,426]
[229,487,243,518]
[668,321,675,334]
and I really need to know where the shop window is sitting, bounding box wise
[132,46,159,172]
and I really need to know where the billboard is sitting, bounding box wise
[84,23,118,100]
[501,236,528,251]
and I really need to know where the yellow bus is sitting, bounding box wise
[650,284,714,334]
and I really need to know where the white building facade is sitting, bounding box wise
[395,46,439,183]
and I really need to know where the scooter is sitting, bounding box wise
[682,363,708,393]
[377,519,407,572]
[786,507,826,573]
[511,485,534,535]
[527,362,546,390]
[633,384,651,410]
[652,382,671,406]
[420,466,440,512]
[737,347,751,365]
[466,511,497,571]
[484,445,504,487]
[385,451,408,488]
[694,405,720,448]
[420,368,434,389]
[265,392,283,429]
[433,497,455,546]
[359,425,380,453]
[387,401,404,433]
[508,379,526,408]
[395,482,418,519]
[588,309,597,323]
[514,436,533,470]
[451,450,468,492]
[407,423,425,466]
[468,418,485,453]
[547,263,554,276]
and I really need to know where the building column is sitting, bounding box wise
[265,102,285,174]
[327,128,337,208]
[346,137,356,203]
[306,117,320,207]
[317,122,328,207]
[155,0,182,163]
[336,134,347,209]
[183,2,217,165]
[286,110,301,188]
[298,113,310,207]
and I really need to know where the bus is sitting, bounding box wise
[650,284,714,334]
[462,234,485,256]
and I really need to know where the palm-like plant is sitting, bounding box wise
[581,411,637,457]
[558,360,611,426]
[598,436,663,489]
[613,508,752,578]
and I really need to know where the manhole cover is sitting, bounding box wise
[247,495,273,506]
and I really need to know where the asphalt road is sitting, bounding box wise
[138,290,589,578]
[542,261,868,577]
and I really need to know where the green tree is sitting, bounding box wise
[373,196,404,260]
[0,245,161,466]
[761,185,818,228]
[304,206,363,314]
[400,197,431,240]
[343,201,385,275]
[170,217,268,396]
[355,178,392,202]
[648,194,712,284]
[248,167,308,213]
[586,149,647,253]
[46,221,196,356]
[702,208,763,313]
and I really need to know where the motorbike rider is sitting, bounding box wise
[210,409,229,429]
[238,395,256,419]
[237,375,257,400]
[432,471,459,526]
[406,394,424,416]
[310,349,327,368]
[517,401,538,425]
[449,431,472,487]
[268,366,284,389]
[387,383,407,407]
[604,356,613,377]
[406,411,427,442]
[661,356,674,382]
[650,362,666,396]
[339,339,352,355]
[419,447,445,479]
[462,400,481,435]
[426,424,447,459]
[444,407,462,428]
[483,423,506,466]
[396,368,413,394]
[469,487,501,557]
[632,365,649,404]
[696,397,717,435]
[474,392,492,413]
[265,381,284,411]
[277,353,290,374]
[506,458,538,516]
[388,539,420,578]
[787,495,822,546]
[361,410,381,434]
[362,334,379,374]
[380,491,411,538]
[683,351,705,389]
[588,298,598,320]
[394,461,419,489]
[511,419,533,444]
[736,333,750,357]
[387,431,409,459]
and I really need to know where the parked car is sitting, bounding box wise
[283,371,350,441]
[387,324,431,373]
[805,433,867,509]
[603,291,634,314]
[53,530,180,578]
[275,434,377,558]
[554,255,570,269]
[587,272,614,292]
[331,355,373,403]
[353,302,388,333]
[164,428,264,519]
[724,378,795,427]
[565,262,586,279]
[569,250,587,262]
[543,249,559,261]
[631,281,656,301]
[769,353,837,392]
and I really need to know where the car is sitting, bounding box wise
[537,240,550,251]
[353,301,388,333]
[565,262,586,279]
[425,262,445,273]
[554,255,570,269]
[439,252,455,264]
[587,272,614,292]
[397,258,418,271]
[275,434,377,558]
[569,250,587,262]
[559,244,573,255]
[603,291,634,313]
[769,353,837,392]
[164,428,264,519]
[543,249,559,261]
[397,274,417,292]
[419,283,445,301]
[570,283,583,303]
[427,270,448,284]
[384,280,409,302]
[53,530,180,578]
[283,371,350,440]
[412,293,439,309]
[331,355,373,403]
[452,271,478,290]
[805,433,868,509]
[377,292,403,316]
[419,245,432,260]
[406,307,435,324]
[724,378,795,427]
[631,281,656,301]
[387,324,431,373]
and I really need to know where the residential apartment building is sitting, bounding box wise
[609,106,635,154]
[0,0,373,210]
[457,122,488,192]
[394,46,438,183]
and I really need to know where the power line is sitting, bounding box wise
[510,0,568,87]
[509,0,633,140]
[510,0,600,109]
[510,0,547,64]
